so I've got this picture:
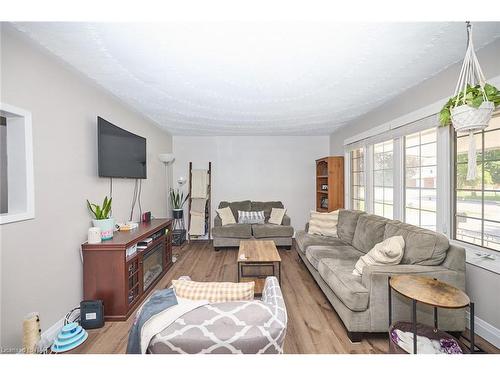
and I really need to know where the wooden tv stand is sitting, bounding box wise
[82,219,173,321]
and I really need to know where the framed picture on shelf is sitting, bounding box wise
[320,197,328,209]
[321,184,328,191]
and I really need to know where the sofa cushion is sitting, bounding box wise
[251,201,284,220]
[337,209,363,245]
[252,224,294,239]
[305,245,363,270]
[219,201,252,220]
[212,223,252,239]
[318,260,369,312]
[384,220,449,265]
[295,230,347,254]
[352,214,389,253]
[308,210,339,237]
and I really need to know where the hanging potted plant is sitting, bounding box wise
[439,22,500,181]
[170,189,189,219]
[87,196,114,240]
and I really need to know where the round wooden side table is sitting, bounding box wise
[388,275,475,354]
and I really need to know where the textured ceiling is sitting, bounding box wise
[11,22,500,135]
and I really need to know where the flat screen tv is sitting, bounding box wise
[97,117,147,179]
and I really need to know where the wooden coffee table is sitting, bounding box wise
[237,240,281,295]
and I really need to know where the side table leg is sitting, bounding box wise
[412,299,417,354]
[388,277,392,326]
[470,302,475,354]
[434,306,438,331]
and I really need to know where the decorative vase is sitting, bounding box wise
[172,209,184,219]
[92,218,115,240]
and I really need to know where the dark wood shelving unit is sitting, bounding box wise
[316,156,344,212]
[82,218,173,321]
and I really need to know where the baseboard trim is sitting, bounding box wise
[466,312,500,349]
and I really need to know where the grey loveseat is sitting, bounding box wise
[212,200,294,249]
[296,209,466,341]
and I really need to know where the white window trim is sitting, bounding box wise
[343,74,500,274]
[0,102,35,225]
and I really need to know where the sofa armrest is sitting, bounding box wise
[362,264,466,332]
[281,214,291,226]
[214,214,222,227]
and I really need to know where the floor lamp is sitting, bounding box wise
[159,153,175,217]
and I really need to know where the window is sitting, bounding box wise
[373,140,394,219]
[404,128,437,230]
[454,113,500,251]
[351,148,365,210]
[0,103,34,225]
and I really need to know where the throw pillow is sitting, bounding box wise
[238,210,265,224]
[216,206,236,226]
[308,210,339,237]
[352,235,405,276]
[172,279,255,302]
[269,208,286,225]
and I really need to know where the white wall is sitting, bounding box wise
[0,25,172,348]
[173,136,330,233]
[330,38,500,343]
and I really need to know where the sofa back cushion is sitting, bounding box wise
[384,220,449,265]
[251,201,284,221]
[219,200,251,219]
[337,209,363,245]
[352,214,389,253]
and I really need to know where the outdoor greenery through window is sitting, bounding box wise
[351,148,365,210]
[373,140,394,219]
[455,112,500,251]
[404,128,437,231]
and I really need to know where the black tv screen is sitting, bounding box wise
[97,117,147,179]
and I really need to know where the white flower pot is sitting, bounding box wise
[92,218,115,240]
[451,101,494,133]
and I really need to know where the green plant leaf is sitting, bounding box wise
[471,96,484,108]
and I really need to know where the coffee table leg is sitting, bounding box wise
[470,302,475,354]
[412,299,417,354]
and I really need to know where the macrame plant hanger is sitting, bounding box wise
[451,22,495,180]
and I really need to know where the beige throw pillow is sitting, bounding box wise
[216,206,236,226]
[172,279,255,302]
[269,208,286,225]
[353,236,405,276]
[308,210,339,237]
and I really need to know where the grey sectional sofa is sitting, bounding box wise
[212,200,294,249]
[296,209,466,341]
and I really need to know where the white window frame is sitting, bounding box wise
[343,74,500,272]
[0,102,35,225]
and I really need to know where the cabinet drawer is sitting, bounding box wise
[240,263,276,278]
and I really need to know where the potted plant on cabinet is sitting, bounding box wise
[169,189,189,219]
[87,196,114,240]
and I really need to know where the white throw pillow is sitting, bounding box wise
[308,210,339,237]
[353,236,405,276]
[216,206,236,226]
[269,208,286,225]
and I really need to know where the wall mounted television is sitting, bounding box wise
[97,117,147,179]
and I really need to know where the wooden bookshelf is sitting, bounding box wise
[316,156,344,212]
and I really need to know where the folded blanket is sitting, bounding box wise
[190,198,207,213]
[127,288,208,354]
[191,170,208,198]
[189,211,205,236]
[127,288,178,354]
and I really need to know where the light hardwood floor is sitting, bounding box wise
[73,241,499,354]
